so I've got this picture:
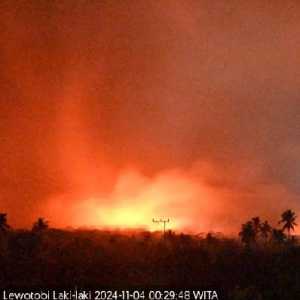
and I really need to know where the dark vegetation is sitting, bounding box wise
[0,210,299,299]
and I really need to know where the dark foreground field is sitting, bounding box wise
[0,229,300,299]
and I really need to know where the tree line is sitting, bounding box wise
[239,209,297,247]
[0,214,49,233]
[0,209,298,245]
[0,209,299,299]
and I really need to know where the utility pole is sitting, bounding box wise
[152,218,170,238]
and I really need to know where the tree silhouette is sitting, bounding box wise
[239,221,256,247]
[0,213,10,233]
[252,217,261,235]
[32,218,49,232]
[279,209,297,238]
[271,229,286,245]
[260,220,272,242]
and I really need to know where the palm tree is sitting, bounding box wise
[260,220,272,242]
[279,209,297,238]
[0,213,10,233]
[32,218,49,232]
[239,221,256,247]
[252,217,261,238]
[271,229,286,245]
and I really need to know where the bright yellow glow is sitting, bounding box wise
[71,194,182,231]
[47,169,213,232]
[92,199,180,231]
[99,205,152,229]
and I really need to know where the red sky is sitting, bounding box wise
[0,1,300,233]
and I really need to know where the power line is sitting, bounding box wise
[152,218,170,237]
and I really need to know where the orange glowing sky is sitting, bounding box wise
[0,1,300,234]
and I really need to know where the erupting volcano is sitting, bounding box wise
[0,0,300,235]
